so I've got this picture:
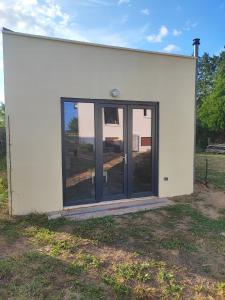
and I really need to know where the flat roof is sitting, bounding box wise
[2,28,196,60]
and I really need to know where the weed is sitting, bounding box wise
[115,261,153,283]
[76,252,102,270]
[217,282,225,296]
[164,281,184,298]
[24,226,75,255]
[194,284,204,293]
[158,236,197,251]
[50,239,74,256]
[66,262,84,276]
[102,273,130,298]
[25,226,54,243]
[158,269,174,282]
[157,267,184,298]
[115,262,136,280]
[158,268,183,298]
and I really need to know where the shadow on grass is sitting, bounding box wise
[2,202,225,279]
[0,251,106,300]
[1,198,225,299]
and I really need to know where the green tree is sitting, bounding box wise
[0,103,5,128]
[198,48,225,142]
[196,53,219,104]
[0,103,6,158]
[68,117,78,133]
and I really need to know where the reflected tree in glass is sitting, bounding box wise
[63,102,95,204]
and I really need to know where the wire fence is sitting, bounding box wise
[195,154,225,191]
[0,127,6,173]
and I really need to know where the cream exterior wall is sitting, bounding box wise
[3,31,196,215]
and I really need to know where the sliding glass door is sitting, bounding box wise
[62,99,158,206]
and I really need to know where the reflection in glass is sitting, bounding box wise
[63,102,95,204]
[132,108,152,193]
[102,107,124,196]
[104,107,119,124]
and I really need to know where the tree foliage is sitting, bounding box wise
[0,103,6,158]
[197,53,219,103]
[0,103,5,128]
[68,117,78,133]
[197,47,225,145]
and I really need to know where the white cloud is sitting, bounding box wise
[163,44,180,53]
[146,25,168,43]
[74,0,113,6]
[87,0,112,5]
[183,20,198,31]
[0,0,151,103]
[0,0,149,47]
[141,8,150,16]
[83,23,149,47]
[0,0,77,38]
[173,29,182,36]
[118,0,130,5]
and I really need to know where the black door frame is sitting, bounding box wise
[127,104,158,198]
[96,102,128,201]
[61,98,159,207]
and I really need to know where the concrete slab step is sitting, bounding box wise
[48,197,173,221]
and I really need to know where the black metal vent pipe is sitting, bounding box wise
[193,38,200,58]
[193,38,200,182]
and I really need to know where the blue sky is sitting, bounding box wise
[0,0,225,103]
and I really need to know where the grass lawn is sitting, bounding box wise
[1,182,225,299]
[195,153,225,191]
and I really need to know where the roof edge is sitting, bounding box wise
[2,29,196,60]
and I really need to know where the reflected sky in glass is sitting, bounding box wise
[64,102,78,130]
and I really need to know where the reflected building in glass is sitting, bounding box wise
[63,101,153,205]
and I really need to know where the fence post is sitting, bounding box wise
[205,158,208,187]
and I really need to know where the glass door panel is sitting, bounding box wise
[62,100,157,206]
[102,106,126,197]
[63,101,95,205]
[131,108,152,193]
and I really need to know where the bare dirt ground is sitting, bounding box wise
[192,183,225,219]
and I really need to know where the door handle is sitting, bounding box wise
[123,153,127,165]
